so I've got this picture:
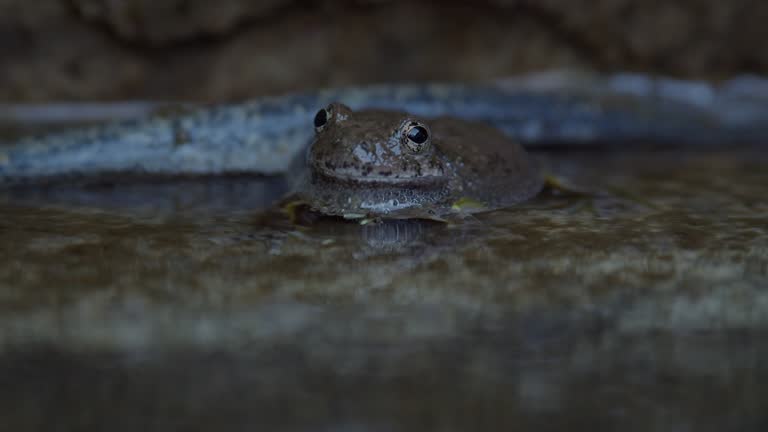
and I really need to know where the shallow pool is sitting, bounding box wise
[0,150,766,431]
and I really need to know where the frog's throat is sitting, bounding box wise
[309,166,449,187]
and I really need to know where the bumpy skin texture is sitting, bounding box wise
[294,104,542,219]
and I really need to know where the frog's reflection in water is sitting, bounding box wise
[296,214,486,259]
[274,215,495,299]
[359,218,430,253]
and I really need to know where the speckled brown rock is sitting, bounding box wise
[1,0,767,101]
[0,0,145,100]
[496,0,768,75]
[71,0,289,42]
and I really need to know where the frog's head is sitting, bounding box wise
[307,103,448,186]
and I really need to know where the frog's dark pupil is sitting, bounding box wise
[407,126,428,144]
[314,109,328,128]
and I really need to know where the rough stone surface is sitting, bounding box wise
[1,0,766,101]
[0,150,766,430]
[71,0,288,42]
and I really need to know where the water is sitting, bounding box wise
[1,150,767,431]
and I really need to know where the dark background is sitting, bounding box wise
[2,0,766,102]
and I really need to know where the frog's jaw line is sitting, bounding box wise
[309,167,449,187]
[298,170,453,218]
[359,199,417,213]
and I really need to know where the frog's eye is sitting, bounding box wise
[314,106,332,132]
[401,120,431,153]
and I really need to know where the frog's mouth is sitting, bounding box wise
[310,163,449,187]
[301,166,454,218]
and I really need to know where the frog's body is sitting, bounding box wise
[293,103,542,219]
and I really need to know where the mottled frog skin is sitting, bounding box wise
[293,103,542,219]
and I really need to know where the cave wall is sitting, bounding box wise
[1,0,766,101]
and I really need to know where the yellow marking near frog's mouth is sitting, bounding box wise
[451,197,486,212]
[543,174,589,196]
[280,198,310,223]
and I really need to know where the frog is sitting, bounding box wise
[2,79,764,188]
[290,103,543,220]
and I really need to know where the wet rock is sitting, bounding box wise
[1,0,767,101]
[71,0,289,42]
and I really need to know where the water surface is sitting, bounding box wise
[1,150,767,431]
